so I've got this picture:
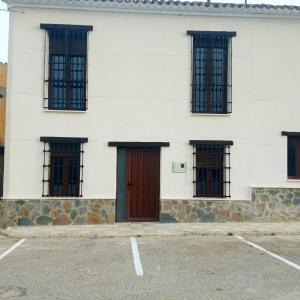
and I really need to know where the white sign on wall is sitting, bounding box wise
[172,162,186,173]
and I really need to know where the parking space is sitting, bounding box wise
[0,239,20,254]
[244,235,300,264]
[0,235,299,299]
[138,236,300,299]
[0,238,138,299]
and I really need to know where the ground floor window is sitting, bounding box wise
[282,132,300,179]
[190,140,232,198]
[40,137,87,197]
[287,137,300,179]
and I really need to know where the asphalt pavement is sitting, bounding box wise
[0,235,300,299]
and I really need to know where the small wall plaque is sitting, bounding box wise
[172,162,186,173]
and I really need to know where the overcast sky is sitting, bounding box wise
[1,0,300,62]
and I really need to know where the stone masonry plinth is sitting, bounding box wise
[1,199,115,227]
[160,188,300,223]
[1,188,300,227]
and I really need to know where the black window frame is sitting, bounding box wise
[41,137,88,197]
[188,31,236,114]
[282,132,300,179]
[190,140,232,198]
[41,24,93,111]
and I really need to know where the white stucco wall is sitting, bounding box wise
[4,7,300,200]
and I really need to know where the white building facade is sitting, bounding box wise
[2,0,300,226]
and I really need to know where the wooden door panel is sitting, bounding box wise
[126,148,160,221]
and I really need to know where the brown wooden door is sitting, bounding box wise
[125,148,160,221]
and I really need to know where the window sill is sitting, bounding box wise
[44,109,87,113]
[42,197,83,199]
[250,184,300,189]
[287,179,300,182]
[192,197,231,201]
[161,198,251,201]
[191,113,231,117]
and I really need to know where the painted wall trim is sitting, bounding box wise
[40,137,88,143]
[187,31,236,37]
[281,131,300,137]
[189,140,234,146]
[40,23,93,31]
[116,148,126,222]
[108,142,170,147]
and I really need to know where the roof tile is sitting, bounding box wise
[4,0,300,14]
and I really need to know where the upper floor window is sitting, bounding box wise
[40,24,93,111]
[190,140,232,198]
[41,137,88,197]
[188,31,236,114]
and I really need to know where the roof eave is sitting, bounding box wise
[3,0,300,19]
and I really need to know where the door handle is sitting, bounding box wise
[127,182,133,188]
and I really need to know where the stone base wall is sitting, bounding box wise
[160,188,300,223]
[1,188,300,227]
[1,199,115,227]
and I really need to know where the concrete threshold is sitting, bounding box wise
[1,223,300,239]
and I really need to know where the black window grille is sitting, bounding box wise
[41,24,93,111]
[188,31,236,114]
[190,141,232,198]
[41,137,88,197]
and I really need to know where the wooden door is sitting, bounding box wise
[125,148,160,221]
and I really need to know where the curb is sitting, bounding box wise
[2,230,300,239]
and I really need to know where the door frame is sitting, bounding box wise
[110,142,170,222]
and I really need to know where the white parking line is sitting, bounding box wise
[0,239,26,261]
[130,237,144,276]
[236,236,300,271]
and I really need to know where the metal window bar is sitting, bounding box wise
[42,141,85,197]
[192,144,231,198]
[191,34,232,114]
[43,29,88,111]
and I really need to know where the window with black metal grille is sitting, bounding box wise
[41,137,87,197]
[188,31,236,114]
[41,24,93,111]
[190,141,232,198]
